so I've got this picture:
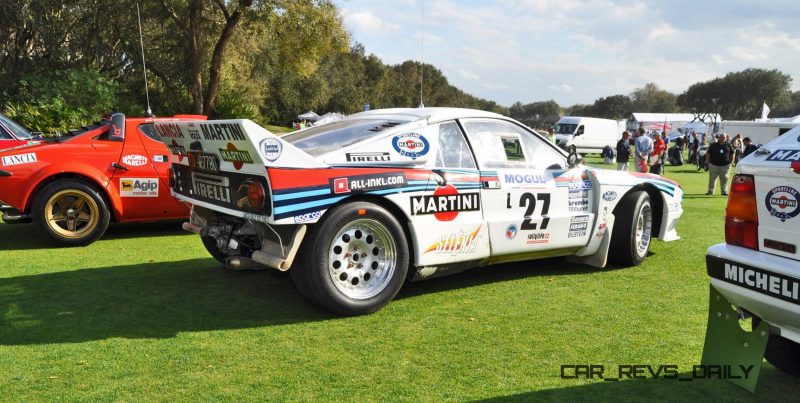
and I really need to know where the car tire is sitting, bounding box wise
[290,201,409,315]
[33,179,111,246]
[765,334,800,377]
[609,190,652,266]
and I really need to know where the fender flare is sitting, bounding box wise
[22,163,123,220]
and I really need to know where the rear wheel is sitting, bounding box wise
[765,334,800,377]
[33,180,110,246]
[609,191,652,266]
[290,201,409,315]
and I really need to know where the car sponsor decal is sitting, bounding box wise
[569,215,590,237]
[1,152,36,166]
[219,143,253,170]
[392,133,429,159]
[423,225,481,255]
[569,198,589,212]
[569,189,589,199]
[197,122,246,141]
[155,123,184,138]
[503,173,551,187]
[602,191,617,201]
[120,178,159,197]
[765,186,799,222]
[122,154,148,167]
[707,256,800,305]
[526,232,550,244]
[294,210,322,223]
[331,172,406,194]
[765,149,800,162]
[191,172,231,204]
[505,224,518,239]
[259,138,282,162]
[153,155,167,163]
[346,152,391,162]
[410,185,480,221]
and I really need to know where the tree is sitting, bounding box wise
[630,83,678,113]
[678,68,793,120]
[591,94,632,119]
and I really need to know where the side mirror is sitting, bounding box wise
[567,150,583,167]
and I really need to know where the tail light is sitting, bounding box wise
[247,181,266,210]
[725,174,758,250]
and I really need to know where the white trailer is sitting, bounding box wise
[720,120,800,145]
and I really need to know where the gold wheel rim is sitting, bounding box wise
[44,189,99,239]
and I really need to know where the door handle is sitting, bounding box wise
[111,162,129,171]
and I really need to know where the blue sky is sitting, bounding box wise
[337,0,800,107]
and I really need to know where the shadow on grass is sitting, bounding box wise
[0,253,638,345]
[474,367,799,402]
[0,220,189,251]
[0,258,330,345]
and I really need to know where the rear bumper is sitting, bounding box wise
[706,243,800,343]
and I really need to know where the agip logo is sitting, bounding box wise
[765,186,800,222]
[392,133,429,160]
[120,178,159,198]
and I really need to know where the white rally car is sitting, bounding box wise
[705,127,800,379]
[155,108,683,315]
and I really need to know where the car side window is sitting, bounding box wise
[0,127,11,140]
[435,121,476,169]
[461,119,565,170]
[139,124,161,143]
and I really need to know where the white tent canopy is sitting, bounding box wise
[312,112,345,126]
[297,111,319,121]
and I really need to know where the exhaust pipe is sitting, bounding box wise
[225,256,264,271]
[182,222,204,235]
[2,209,31,224]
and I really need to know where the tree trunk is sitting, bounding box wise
[202,0,253,116]
[189,0,204,114]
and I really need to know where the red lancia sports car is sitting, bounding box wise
[0,113,206,245]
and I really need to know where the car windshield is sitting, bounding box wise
[554,123,577,135]
[283,118,412,157]
[0,113,32,139]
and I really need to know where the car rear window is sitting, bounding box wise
[283,119,412,157]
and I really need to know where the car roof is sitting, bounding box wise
[345,107,506,124]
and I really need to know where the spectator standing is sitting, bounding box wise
[616,131,631,171]
[634,128,654,173]
[742,137,759,158]
[649,132,666,175]
[732,134,743,165]
[688,132,699,163]
[547,127,557,144]
[706,133,734,195]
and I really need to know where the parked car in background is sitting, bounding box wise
[0,112,43,150]
[0,113,206,245]
[156,107,684,315]
[554,116,623,154]
[704,126,800,381]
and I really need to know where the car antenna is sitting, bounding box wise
[136,3,153,117]
[418,0,425,108]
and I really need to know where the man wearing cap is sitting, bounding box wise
[705,133,734,195]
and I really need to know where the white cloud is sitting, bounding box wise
[342,10,400,34]
[547,84,574,93]
[483,83,510,90]
[459,68,479,80]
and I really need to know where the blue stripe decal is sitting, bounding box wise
[273,188,330,201]
[274,196,348,215]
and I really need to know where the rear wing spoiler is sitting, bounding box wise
[154,119,326,173]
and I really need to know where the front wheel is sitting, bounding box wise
[290,202,409,315]
[609,191,652,266]
[33,180,111,246]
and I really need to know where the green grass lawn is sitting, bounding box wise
[1,153,798,401]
